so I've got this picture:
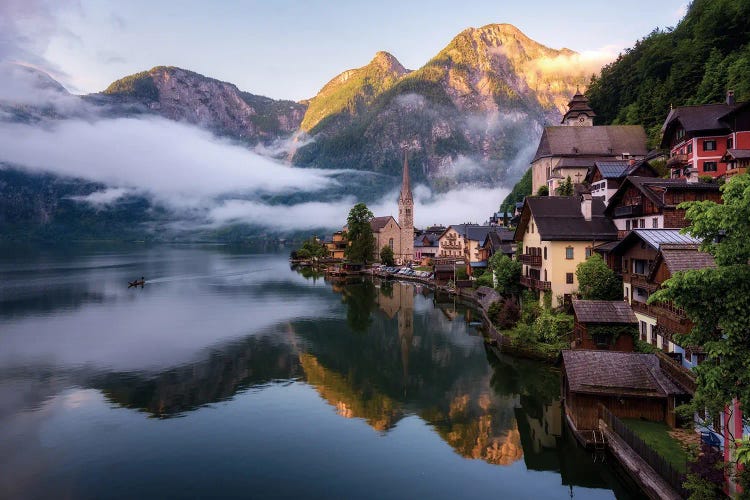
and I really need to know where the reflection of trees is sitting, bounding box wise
[340,281,377,332]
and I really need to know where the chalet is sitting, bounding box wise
[515,195,618,305]
[571,300,637,352]
[438,224,508,275]
[721,148,750,179]
[530,92,648,194]
[561,350,688,432]
[661,91,750,180]
[604,176,721,238]
[585,159,658,205]
[480,227,515,262]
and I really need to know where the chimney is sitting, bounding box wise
[727,90,736,105]
[581,193,592,221]
[685,167,699,183]
[629,158,636,166]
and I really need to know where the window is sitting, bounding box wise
[703,140,716,151]
[544,269,548,281]
[585,247,592,258]
[626,220,631,230]
[650,324,656,345]
[639,219,645,228]
[389,238,394,249]
[633,259,648,275]
[565,247,574,259]
[703,161,717,172]
[652,217,658,228]
[543,247,547,260]
[728,137,734,149]
[640,321,647,341]
[405,208,411,216]
[661,334,668,350]
[566,273,574,284]
[687,143,693,154]
[531,223,534,233]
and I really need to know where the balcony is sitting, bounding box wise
[630,300,692,335]
[628,274,658,292]
[614,205,643,217]
[441,243,461,250]
[666,154,688,167]
[520,276,552,291]
[519,254,542,266]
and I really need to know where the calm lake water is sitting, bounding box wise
[0,244,642,499]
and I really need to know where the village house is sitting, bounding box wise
[514,195,618,305]
[661,91,750,180]
[438,225,510,276]
[479,227,515,263]
[324,231,348,260]
[560,350,689,433]
[571,300,637,352]
[413,232,439,264]
[585,159,659,205]
[530,92,648,194]
[603,176,722,239]
[606,230,714,368]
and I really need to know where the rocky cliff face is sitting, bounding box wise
[100,66,307,144]
[293,24,587,186]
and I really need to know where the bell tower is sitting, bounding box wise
[398,152,414,265]
[562,89,595,126]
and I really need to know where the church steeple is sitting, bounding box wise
[562,90,595,126]
[399,151,412,202]
[398,151,414,265]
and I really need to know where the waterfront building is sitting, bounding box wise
[413,233,439,264]
[530,92,648,194]
[438,224,510,275]
[514,195,618,306]
[571,300,637,352]
[661,91,750,180]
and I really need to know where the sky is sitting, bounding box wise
[5,0,689,100]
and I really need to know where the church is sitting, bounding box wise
[530,91,649,195]
[370,154,414,265]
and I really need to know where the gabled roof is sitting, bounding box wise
[660,100,750,148]
[722,149,750,161]
[609,229,702,255]
[370,216,398,232]
[572,300,637,324]
[533,125,648,163]
[562,350,687,398]
[561,92,596,123]
[514,196,618,242]
[589,159,658,181]
[414,233,438,248]
[653,244,716,276]
[604,176,721,217]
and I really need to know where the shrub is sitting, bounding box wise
[488,299,520,330]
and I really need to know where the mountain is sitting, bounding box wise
[95,66,307,144]
[586,0,750,146]
[301,51,410,132]
[292,24,588,186]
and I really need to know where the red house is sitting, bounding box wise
[661,91,750,180]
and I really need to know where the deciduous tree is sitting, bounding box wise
[575,254,623,300]
[344,203,375,263]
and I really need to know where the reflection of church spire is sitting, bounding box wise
[397,283,414,393]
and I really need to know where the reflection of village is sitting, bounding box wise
[78,280,627,490]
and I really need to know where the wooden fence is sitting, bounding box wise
[598,404,688,498]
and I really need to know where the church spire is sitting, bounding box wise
[400,151,412,201]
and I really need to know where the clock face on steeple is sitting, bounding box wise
[578,116,586,123]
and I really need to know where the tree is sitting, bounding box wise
[575,254,623,300]
[489,253,522,296]
[650,174,750,468]
[536,186,549,196]
[295,237,329,260]
[344,203,375,263]
[379,245,395,266]
[556,176,574,196]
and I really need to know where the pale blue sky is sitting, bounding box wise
[22,0,688,100]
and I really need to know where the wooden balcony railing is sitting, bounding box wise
[441,243,462,250]
[520,276,552,291]
[628,274,658,292]
[519,254,542,266]
[630,300,692,335]
[614,205,643,217]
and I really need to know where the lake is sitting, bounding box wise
[0,244,642,499]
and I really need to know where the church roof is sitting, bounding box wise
[533,125,648,163]
[370,216,398,232]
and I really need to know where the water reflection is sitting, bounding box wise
[0,247,639,498]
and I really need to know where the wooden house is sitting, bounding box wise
[604,176,721,238]
[561,350,688,432]
[585,159,658,205]
[571,300,637,352]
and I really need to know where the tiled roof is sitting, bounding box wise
[414,233,438,248]
[370,216,397,232]
[562,350,687,398]
[661,102,737,134]
[556,156,612,168]
[517,196,618,241]
[605,176,721,216]
[533,125,648,162]
[724,149,750,160]
[593,160,630,178]
[572,300,637,324]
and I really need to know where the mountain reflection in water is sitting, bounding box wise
[0,246,641,499]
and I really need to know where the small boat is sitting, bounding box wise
[128,278,146,288]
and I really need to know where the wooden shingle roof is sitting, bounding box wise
[572,300,637,324]
[533,125,648,163]
[514,196,618,242]
[562,350,687,398]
